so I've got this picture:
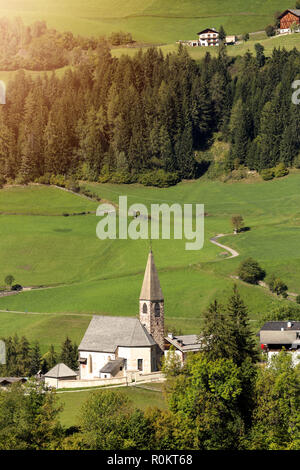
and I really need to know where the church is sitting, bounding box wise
[78,250,202,380]
[78,250,165,379]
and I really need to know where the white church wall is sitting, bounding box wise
[79,351,116,380]
[117,346,152,374]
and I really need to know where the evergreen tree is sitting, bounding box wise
[29,341,41,376]
[219,25,226,42]
[60,337,78,370]
[201,300,238,361]
[226,285,259,366]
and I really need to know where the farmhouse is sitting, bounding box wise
[278,9,300,33]
[164,333,203,363]
[259,321,300,365]
[197,28,219,46]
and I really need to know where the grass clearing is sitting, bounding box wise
[58,384,166,428]
[0,0,294,43]
[0,174,299,347]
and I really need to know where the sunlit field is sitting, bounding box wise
[0,0,294,43]
[0,174,300,349]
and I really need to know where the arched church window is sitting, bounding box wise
[143,303,147,314]
[154,303,160,317]
[89,354,93,374]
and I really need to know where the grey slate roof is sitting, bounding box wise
[289,9,300,16]
[0,377,27,385]
[260,321,300,331]
[44,363,77,378]
[79,315,156,353]
[100,358,125,374]
[278,9,300,18]
[166,334,203,352]
[139,251,164,301]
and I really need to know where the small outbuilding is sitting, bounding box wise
[44,363,78,388]
[0,377,27,388]
[164,334,203,364]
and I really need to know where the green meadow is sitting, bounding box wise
[0,174,300,350]
[58,384,166,428]
[0,0,294,43]
[0,0,299,83]
[112,33,300,60]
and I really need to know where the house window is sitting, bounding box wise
[137,359,143,371]
[124,359,127,370]
[154,303,160,317]
[143,303,147,314]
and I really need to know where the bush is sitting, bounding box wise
[265,24,276,37]
[35,173,51,185]
[66,178,80,193]
[110,170,134,184]
[238,258,266,284]
[293,154,300,169]
[50,174,66,187]
[260,168,274,181]
[137,170,180,188]
[14,175,29,185]
[274,163,289,178]
[296,295,300,304]
[267,274,288,297]
[0,175,6,187]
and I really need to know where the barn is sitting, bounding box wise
[278,9,300,33]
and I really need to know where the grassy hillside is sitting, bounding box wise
[0,175,300,350]
[0,0,293,43]
[58,385,166,428]
[112,33,300,60]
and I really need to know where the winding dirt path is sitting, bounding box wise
[210,234,239,259]
[210,235,299,301]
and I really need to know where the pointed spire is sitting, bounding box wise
[139,251,164,301]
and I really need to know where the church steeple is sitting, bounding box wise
[139,251,165,353]
[139,250,164,302]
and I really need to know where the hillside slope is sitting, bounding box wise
[0,0,293,42]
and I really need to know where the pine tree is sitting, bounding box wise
[16,336,31,376]
[60,337,78,370]
[226,285,259,366]
[29,341,42,376]
[46,344,57,370]
[201,300,238,361]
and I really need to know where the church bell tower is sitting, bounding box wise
[139,250,165,353]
